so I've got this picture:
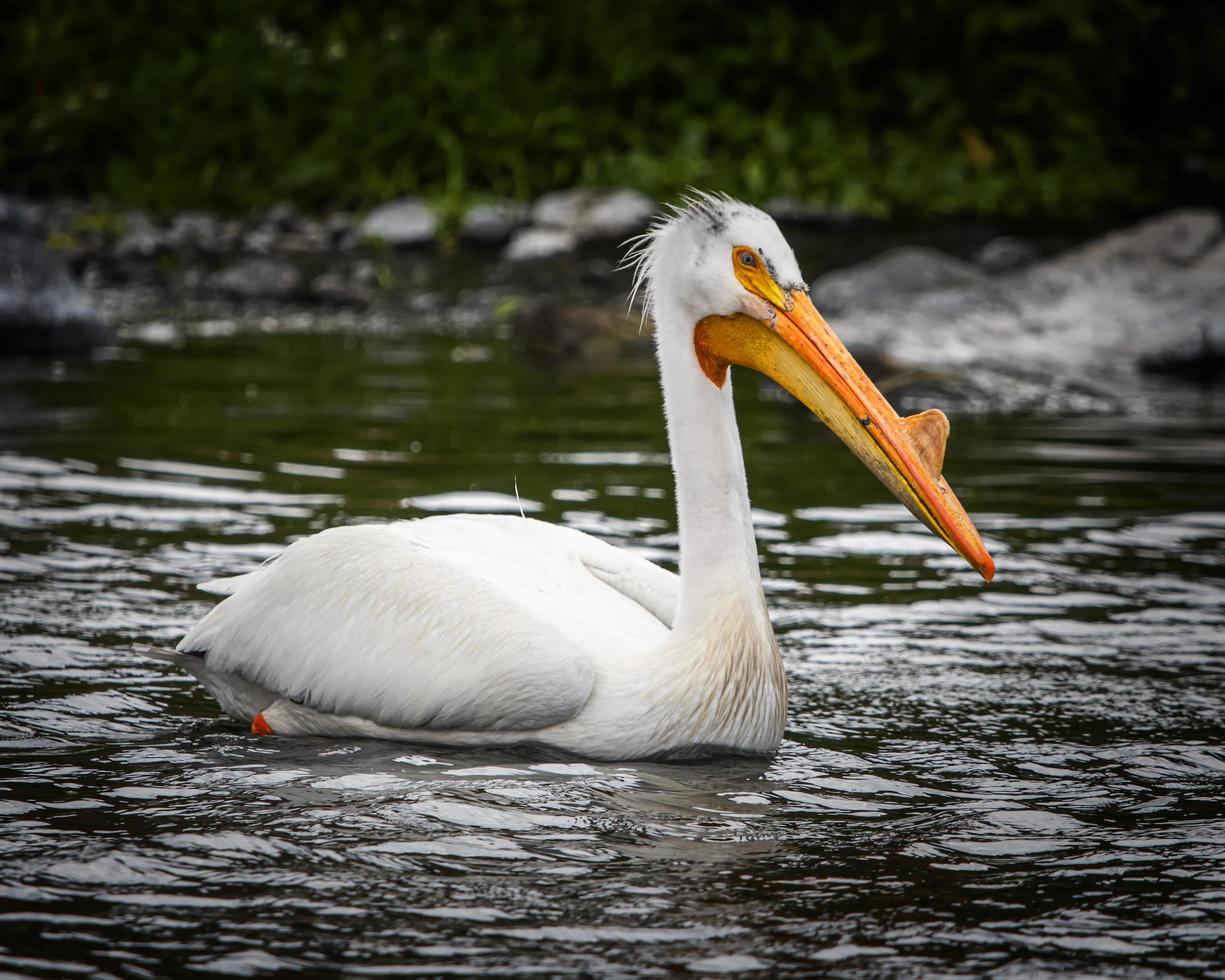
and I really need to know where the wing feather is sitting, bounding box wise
[177,516,676,732]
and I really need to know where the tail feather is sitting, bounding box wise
[136,643,277,723]
[135,643,201,664]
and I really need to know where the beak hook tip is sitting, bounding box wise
[979,555,996,582]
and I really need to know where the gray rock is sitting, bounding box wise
[974,236,1039,273]
[503,226,578,262]
[325,212,354,238]
[114,211,167,260]
[166,210,223,252]
[218,220,244,252]
[350,259,380,286]
[264,202,299,233]
[1139,322,1225,384]
[296,219,328,252]
[359,198,437,247]
[530,189,588,229]
[810,208,1225,407]
[764,197,855,225]
[241,226,277,255]
[580,188,656,239]
[0,195,42,234]
[460,201,529,245]
[214,257,303,300]
[530,187,655,241]
[1079,207,1220,268]
[310,270,373,306]
[0,230,109,355]
[812,246,987,315]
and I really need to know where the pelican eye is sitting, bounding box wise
[739,251,757,267]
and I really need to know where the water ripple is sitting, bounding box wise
[1,331,1223,976]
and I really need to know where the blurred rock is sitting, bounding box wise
[812,246,986,315]
[764,197,856,226]
[460,201,529,245]
[1083,207,1219,267]
[300,219,330,251]
[0,194,43,234]
[974,235,1038,273]
[579,188,656,239]
[359,198,437,247]
[1139,324,1225,384]
[503,226,578,262]
[114,212,167,260]
[530,189,588,230]
[810,208,1225,401]
[350,259,380,286]
[214,257,302,300]
[324,212,356,250]
[264,202,300,233]
[166,210,225,253]
[241,226,278,255]
[531,187,655,241]
[310,270,373,306]
[0,230,110,355]
[510,296,644,367]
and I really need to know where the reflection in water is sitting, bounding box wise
[1,324,1223,975]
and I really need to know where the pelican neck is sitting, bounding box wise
[653,299,764,628]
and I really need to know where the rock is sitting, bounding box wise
[166,210,223,253]
[325,212,353,237]
[242,226,277,255]
[350,259,380,286]
[510,297,643,367]
[324,212,357,251]
[530,190,581,229]
[530,187,655,241]
[293,219,328,252]
[214,257,302,300]
[0,195,42,234]
[1079,207,1220,267]
[808,208,1225,407]
[974,235,1038,273]
[0,230,109,355]
[811,246,987,315]
[264,202,299,233]
[764,197,856,225]
[580,188,656,239]
[310,270,373,306]
[1139,323,1225,384]
[218,220,244,252]
[114,211,167,260]
[359,198,437,247]
[460,201,529,245]
[503,226,578,262]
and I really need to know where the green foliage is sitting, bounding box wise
[2,0,1222,219]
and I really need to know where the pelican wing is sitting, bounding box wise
[177,515,677,732]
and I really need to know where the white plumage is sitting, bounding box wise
[157,192,991,760]
[181,517,677,738]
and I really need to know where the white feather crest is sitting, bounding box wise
[619,189,740,326]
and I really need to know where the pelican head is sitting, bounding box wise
[627,192,995,581]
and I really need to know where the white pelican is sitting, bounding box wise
[152,193,994,760]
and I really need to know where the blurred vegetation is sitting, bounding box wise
[2,0,1222,219]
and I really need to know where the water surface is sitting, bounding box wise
[2,315,1224,976]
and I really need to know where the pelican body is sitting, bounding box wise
[158,194,993,761]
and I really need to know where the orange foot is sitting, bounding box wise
[250,712,274,736]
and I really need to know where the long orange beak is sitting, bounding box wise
[694,290,995,581]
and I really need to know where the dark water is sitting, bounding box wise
[2,313,1224,977]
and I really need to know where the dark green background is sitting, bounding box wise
[3,1,1223,219]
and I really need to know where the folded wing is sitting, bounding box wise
[177,515,677,732]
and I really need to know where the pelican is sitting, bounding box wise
[151,193,994,760]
